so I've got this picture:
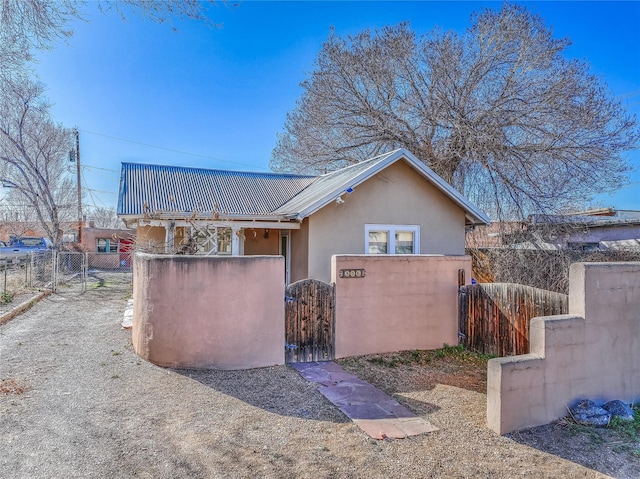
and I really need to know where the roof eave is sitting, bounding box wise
[293,148,491,225]
[118,212,297,223]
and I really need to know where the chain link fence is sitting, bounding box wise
[1,250,133,309]
[54,252,87,293]
[29,251,56,290]
[1,259,29,303]
[86,251,133,289]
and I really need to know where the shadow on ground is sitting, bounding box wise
[174,365,351,423]
[507,420,640,479]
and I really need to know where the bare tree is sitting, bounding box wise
[0,0,220,74]
[0,74,77,245]
[271,4,639,219]
[88,206,124,229]
[0,0,223,243]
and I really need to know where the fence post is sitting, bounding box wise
[52,251,57,292]
[458,285,467,347]
[83,252,88,292]
[29,253,34,288]
[457,268,467,347]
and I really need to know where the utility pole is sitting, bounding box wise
[74,128,83,245]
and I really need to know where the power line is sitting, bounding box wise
[618,90,640,99]
[81,164,119,174]
[84,187,117,196]
[79,129,272,171]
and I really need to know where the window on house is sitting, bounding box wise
[365,225,420,254]
[96,238,118,253]
[217,228,232,254]
[568,242,599,252]
[196,226,232,255]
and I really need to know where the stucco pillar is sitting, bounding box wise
[164,221,175,254]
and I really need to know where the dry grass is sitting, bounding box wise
[340,347,639,478]
[0,378,26,396]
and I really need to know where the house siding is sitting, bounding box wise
[290,218,309,282]
[243,228,279,255]
[137,225,168,253]
[307,161,467,282]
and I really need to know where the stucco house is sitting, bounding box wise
[468,208,640,252]
[80,225,136,269]
[117,148,490,283]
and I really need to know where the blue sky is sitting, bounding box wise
[31,1,640,213]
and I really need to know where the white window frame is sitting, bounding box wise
[364,224,420,254]
[96,238,119,254]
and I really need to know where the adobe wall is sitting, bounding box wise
[487,262,640,434]
[132,253,285,370]
[332,254,471,358]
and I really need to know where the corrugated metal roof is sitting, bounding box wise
[117,163,315,217]
[272,150,400,217]
[117,149,490,226]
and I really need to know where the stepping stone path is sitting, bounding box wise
[291,361,438,440]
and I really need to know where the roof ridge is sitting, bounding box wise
[120,162,316,179]
[316,149,402,178]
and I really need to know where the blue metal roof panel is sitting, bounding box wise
[117,163,316,217]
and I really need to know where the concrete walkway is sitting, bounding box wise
[291,361,438,440]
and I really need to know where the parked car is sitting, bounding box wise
[0,236,53,263]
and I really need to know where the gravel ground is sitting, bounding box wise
[0,272,626,478]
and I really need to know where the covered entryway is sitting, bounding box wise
[284,279,335,363]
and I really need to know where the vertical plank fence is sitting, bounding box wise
[459,283,568,356]
[285,279,335,363]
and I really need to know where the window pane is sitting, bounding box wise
[96,238,107,253]
[109,239,118,253]
[368,231,388,254]
[217,228,232,254]
[395,231,414,254]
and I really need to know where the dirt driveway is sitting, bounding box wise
[0,274,631,478]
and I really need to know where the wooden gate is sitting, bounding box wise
[285,279,335,363]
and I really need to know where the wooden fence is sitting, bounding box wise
[458,283,568,356]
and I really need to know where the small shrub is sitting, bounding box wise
[609,405,640,441]
[0,291,14,304]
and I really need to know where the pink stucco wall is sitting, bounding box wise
[331,254,471,359]
[132,253,285,370]
[487,262,640,434]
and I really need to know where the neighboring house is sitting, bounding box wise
[80,225,136,269]
[527,208,640,251]
[0,221,79,244]
[117,148,490,283]
[465,222,526,248]
[0,222,47,244]
[466,208,640,251]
